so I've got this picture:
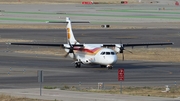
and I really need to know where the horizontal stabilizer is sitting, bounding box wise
[47,21,90,23]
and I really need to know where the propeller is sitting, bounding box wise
[64,41,77,60]
[119,44,125,61]
[119,42,132,61]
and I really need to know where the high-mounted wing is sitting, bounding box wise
[9,43,64,47]
[103,42,173,54]
[8,42,84,48]
[103,42,173,47]
[122,42,173,47]
[9,42,173,48]
[8,41,173,61]
[102,42,173,61]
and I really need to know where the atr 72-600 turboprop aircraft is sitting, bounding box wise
[10,17,173,69]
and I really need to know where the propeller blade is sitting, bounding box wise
[64,52,69,57]
[68,40,73,48]
[125,49,133,54]
[72,52,77,60]
[119,41,125,61]
[64,41,73,58]
[122,53,124,61]
[64,40,80,61]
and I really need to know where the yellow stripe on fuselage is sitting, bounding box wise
[67,28,70,39]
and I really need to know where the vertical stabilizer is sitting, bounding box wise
[66,17,78,44]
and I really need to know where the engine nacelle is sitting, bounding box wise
[114,44,120,53]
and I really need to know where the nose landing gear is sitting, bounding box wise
[100,65,113,69]
[107,65,113,70]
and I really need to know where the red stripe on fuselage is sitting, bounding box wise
[74,47,101,55]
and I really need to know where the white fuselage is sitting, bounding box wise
[65,45,117,66]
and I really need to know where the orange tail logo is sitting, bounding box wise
[67,28,70,39]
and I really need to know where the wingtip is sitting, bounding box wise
[6,43,11,45]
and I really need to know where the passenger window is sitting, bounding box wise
[111,52,115,55]
[101,52,105,55]
[106,52,110,55]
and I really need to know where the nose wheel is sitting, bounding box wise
[107,65,113,70]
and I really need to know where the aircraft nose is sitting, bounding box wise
[107,56,117,64]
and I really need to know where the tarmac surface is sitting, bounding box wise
[0,29,180,101]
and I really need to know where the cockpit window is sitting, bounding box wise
[100,52,105,55]
[111,52,115,55]
[106,52,110,55]
[101,51,115,55]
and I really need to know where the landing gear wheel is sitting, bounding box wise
[107,66,113,70]
[75,63,81,68]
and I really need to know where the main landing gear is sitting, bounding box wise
[75,62,81,68]
[107,65,113,70]
[100,65,106,68]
